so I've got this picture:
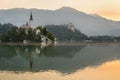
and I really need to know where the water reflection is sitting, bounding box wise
[0,43,120,74]
[1,60,120,80]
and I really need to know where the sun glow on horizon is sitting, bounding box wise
[0,0,120,21]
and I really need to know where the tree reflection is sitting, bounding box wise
[0,44,85,72]
[0,44,120,74]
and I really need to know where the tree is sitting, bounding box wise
[42,27,47,36]
[47,32,55,41]
[1,33,10,42]
[9,27,19,42]
[0,23,55,42]
[36,26,42,31]
[0,23,17,35]
[18,28,26,42]
[35,34,41,42]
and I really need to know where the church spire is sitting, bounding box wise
[30,12,33,20]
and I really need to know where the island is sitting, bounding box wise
[0,12,55,44]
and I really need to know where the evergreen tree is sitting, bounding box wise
[43,27,47,36]
[18,28,26,42]
[47,32,55,41]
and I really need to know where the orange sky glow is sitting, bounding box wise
[0,0,120,21]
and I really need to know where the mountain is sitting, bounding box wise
[45,23,87,41]
[0,7,120,36]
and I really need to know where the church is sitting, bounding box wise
[21,12,34,29]
[20,12,53,43]
[20,12,40,35]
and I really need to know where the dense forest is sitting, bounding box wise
[0,23,54,42]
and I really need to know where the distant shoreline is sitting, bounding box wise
[0,42,41,46]
[1,41,120,46]
[56,41,120,45]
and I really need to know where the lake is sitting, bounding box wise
[0,42,120,80]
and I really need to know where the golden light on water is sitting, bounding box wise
[0,60,120,80]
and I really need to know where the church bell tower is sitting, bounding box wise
[29,12,34,28]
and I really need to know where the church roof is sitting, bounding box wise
[20,22,31,29]
[30,12,33,20]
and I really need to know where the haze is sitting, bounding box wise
[0,0,120,21]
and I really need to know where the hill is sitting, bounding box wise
[45,23,87,41]
[0,23,16,35]
[0,7,120,36]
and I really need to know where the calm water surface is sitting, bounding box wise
[0,43,120,80]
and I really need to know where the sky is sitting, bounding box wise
[0,0,120,21]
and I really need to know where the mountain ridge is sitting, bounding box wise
[0,7,120,36]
